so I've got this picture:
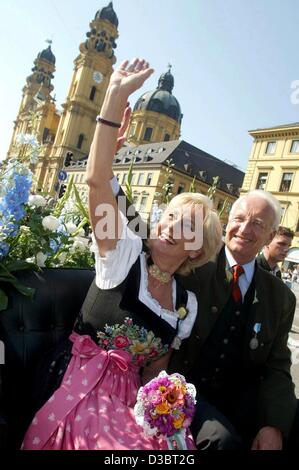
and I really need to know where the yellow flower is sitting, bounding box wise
[155,402,171,414]
[173,413,185,429]
[177,306,188,320]
[130,341,147,353]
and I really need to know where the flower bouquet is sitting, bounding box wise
[134,370,196,450]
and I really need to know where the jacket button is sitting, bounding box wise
[211,306,218,313]
[195,335,200,340]
[19,325,24,331]
[184,360,189,365]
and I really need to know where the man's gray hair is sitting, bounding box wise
[230,190,282,231]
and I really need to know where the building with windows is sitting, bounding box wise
[241,122,299,260]
[66,139,244,226]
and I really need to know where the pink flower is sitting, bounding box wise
[114,335,130,349]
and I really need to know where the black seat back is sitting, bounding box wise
[0,268,95,449]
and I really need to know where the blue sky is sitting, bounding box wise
[0,0,299,171]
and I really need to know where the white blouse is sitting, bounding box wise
[91,213,198,348]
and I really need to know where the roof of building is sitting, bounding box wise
[133,69,182,123]
[249,122,299,133]
[94,2,118,27]
[37,45,56,65]
[114,139,244,196]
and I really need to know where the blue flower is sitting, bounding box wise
[0,242,9,259]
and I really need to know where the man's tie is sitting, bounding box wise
[231,264,244,304]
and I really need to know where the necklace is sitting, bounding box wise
[147,255,171,284]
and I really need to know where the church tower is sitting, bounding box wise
[6,41,60,191]
[44,2,119,195]
[127,66,182,146]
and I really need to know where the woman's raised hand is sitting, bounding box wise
[109,58,154,97]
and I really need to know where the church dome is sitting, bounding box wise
[133,68,182,123]
[37,45,56,65]
[95,2,119,27]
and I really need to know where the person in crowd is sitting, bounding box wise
[22,59,222,450]
[257,226,294,278]
[292,266,298,283]
[168,191,299,450]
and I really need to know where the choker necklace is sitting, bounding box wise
[147,255,171,284]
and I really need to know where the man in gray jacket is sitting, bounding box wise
[170,190,298,449]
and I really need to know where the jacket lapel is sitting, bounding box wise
[242,266,269,361]
[196,247,232,346]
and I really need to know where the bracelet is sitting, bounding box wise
[96,115,121,128]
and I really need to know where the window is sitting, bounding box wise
[279,172,293,192]
[177,182,185,194]
[164,133,170,142]
[296,218,299,233]
[133,195,139,205]
[129,124,136,138]
[140,196,148,211]
[256,172,268,190]
[77,134,84,150]
[137,173,144,185]
[121,173,127,184]
[290,140,299,153]
[89,86,96,101]
[116,173,120,181]
[144,127,153,141]
[42,127,50,144]
[146,173,153,185]
[280,206,286,223]
[265,141,276,155]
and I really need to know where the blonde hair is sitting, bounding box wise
[167,192,223,276]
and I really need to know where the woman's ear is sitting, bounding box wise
[188,249,202,261]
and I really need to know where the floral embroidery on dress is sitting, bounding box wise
[96,317,169,366]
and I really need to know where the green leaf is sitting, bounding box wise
[0,263,35,299]
[53,175,74,217]
[73,184,89,220]
[4,260,37,273]
[71,217,89,237]
[189,176,196,193]
[125,160,134,204]
[9,279,35,299]
[0,288,8,311]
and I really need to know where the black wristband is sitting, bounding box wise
[96,116,121,128]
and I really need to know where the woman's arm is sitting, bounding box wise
[86,59,153,256]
